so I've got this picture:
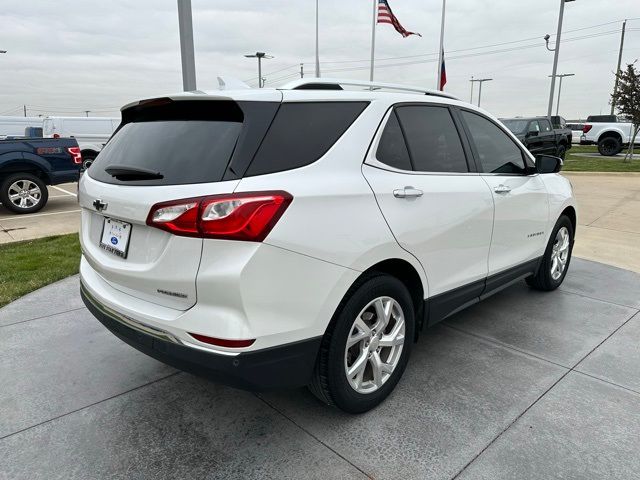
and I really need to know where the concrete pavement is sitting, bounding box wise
[1,258,639,479]
[563,172,640,273]
[0,183,79,243]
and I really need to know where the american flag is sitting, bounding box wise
[377,0,421,38]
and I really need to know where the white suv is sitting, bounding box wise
[79,79,576,413]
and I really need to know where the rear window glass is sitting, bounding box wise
[245,102,368,176]
[89,120,242,185]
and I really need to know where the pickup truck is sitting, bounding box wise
[0,137,82,214]
[580,115,638,156]
[500,116,572,159]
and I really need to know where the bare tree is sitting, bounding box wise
[611,62,640,162]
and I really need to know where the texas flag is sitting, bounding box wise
[439,48,447,91]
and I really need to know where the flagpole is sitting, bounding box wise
[369,0,377,81]
[436,0,446,89]
[315,0,321,77]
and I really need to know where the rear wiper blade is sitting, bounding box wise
[104,165,163,180]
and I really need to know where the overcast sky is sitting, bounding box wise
[0,0,638,120]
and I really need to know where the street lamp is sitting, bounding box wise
[548,73,574,116]
[244,52,274,88]
[470,78,493,107]
[545,0,576,118]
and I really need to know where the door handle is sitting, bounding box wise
[393,186,424,198]
[494,184,511,194]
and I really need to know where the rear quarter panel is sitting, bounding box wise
[541,173,577,241]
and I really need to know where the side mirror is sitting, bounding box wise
[536,155,563,173]
[527,130,539,137]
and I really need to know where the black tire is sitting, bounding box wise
[598,136,622,156]
[309,273,415,413]
[82,155,95,170]
[556,143,567,160]
[0,173,48,214]
[526,215,574,291]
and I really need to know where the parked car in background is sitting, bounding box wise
[43,116,120,169]
[566,123,585,144]
[501,116,572,158]
[0,137,81,213]
[547,116,573,146]
[0,116,44,139]
[581,116,637,156]
[79,79,577,413]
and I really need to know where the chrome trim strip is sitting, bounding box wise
[81,282,181,344]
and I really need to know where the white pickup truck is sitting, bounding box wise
[581,115,638,156]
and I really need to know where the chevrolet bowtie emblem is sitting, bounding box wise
[93,199,108,212]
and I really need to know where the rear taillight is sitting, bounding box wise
[66,146,82,164]
[146,191,293,242]
[583,124,592,133]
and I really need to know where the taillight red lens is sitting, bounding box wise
[583,124,592,133]
[188,332,255,348]
[146,191,293,242]
[66,146,82,164]
[53,133,60,139]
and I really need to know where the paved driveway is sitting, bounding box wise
[0,183,79,243]
[1,258,639,479]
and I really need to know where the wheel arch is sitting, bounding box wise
[352,258,427,340]
[598,130,623,142]
[0,160,51,184]
[80,149,99,158]
[561,205,577,235]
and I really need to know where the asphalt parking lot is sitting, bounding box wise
[1,257,639,479]
[0,183,79,243]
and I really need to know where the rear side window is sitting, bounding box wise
[395,106,468,173]
[245,102,368,176]
[461,110,526,174]
[539,119,552,132]
[376,111,412,171]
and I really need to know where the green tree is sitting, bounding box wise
[611,62,640,162]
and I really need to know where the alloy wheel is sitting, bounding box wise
[8,180,42,209]
[344,296,406,394]
[550,226,570,280]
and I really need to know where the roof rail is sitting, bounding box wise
[279,78,459,100]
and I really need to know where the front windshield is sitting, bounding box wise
[501,119,528,134]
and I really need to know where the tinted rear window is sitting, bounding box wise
[245,102,368,176]
[376,111,412,171]
[89,100,281,186]
[89,121,241,185]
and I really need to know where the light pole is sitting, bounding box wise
[470,78,493,107]
[469,75,474,103]
[315,0,321,77]
[177,0,197,91]
[611,19,627,114]
[244,52,273,88]
[548,73,574,116]
[545,0,576,118]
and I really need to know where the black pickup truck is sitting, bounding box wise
[500,117,572,159]
[0,137,82,214]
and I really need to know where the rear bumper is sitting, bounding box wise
[81,282,322,391]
